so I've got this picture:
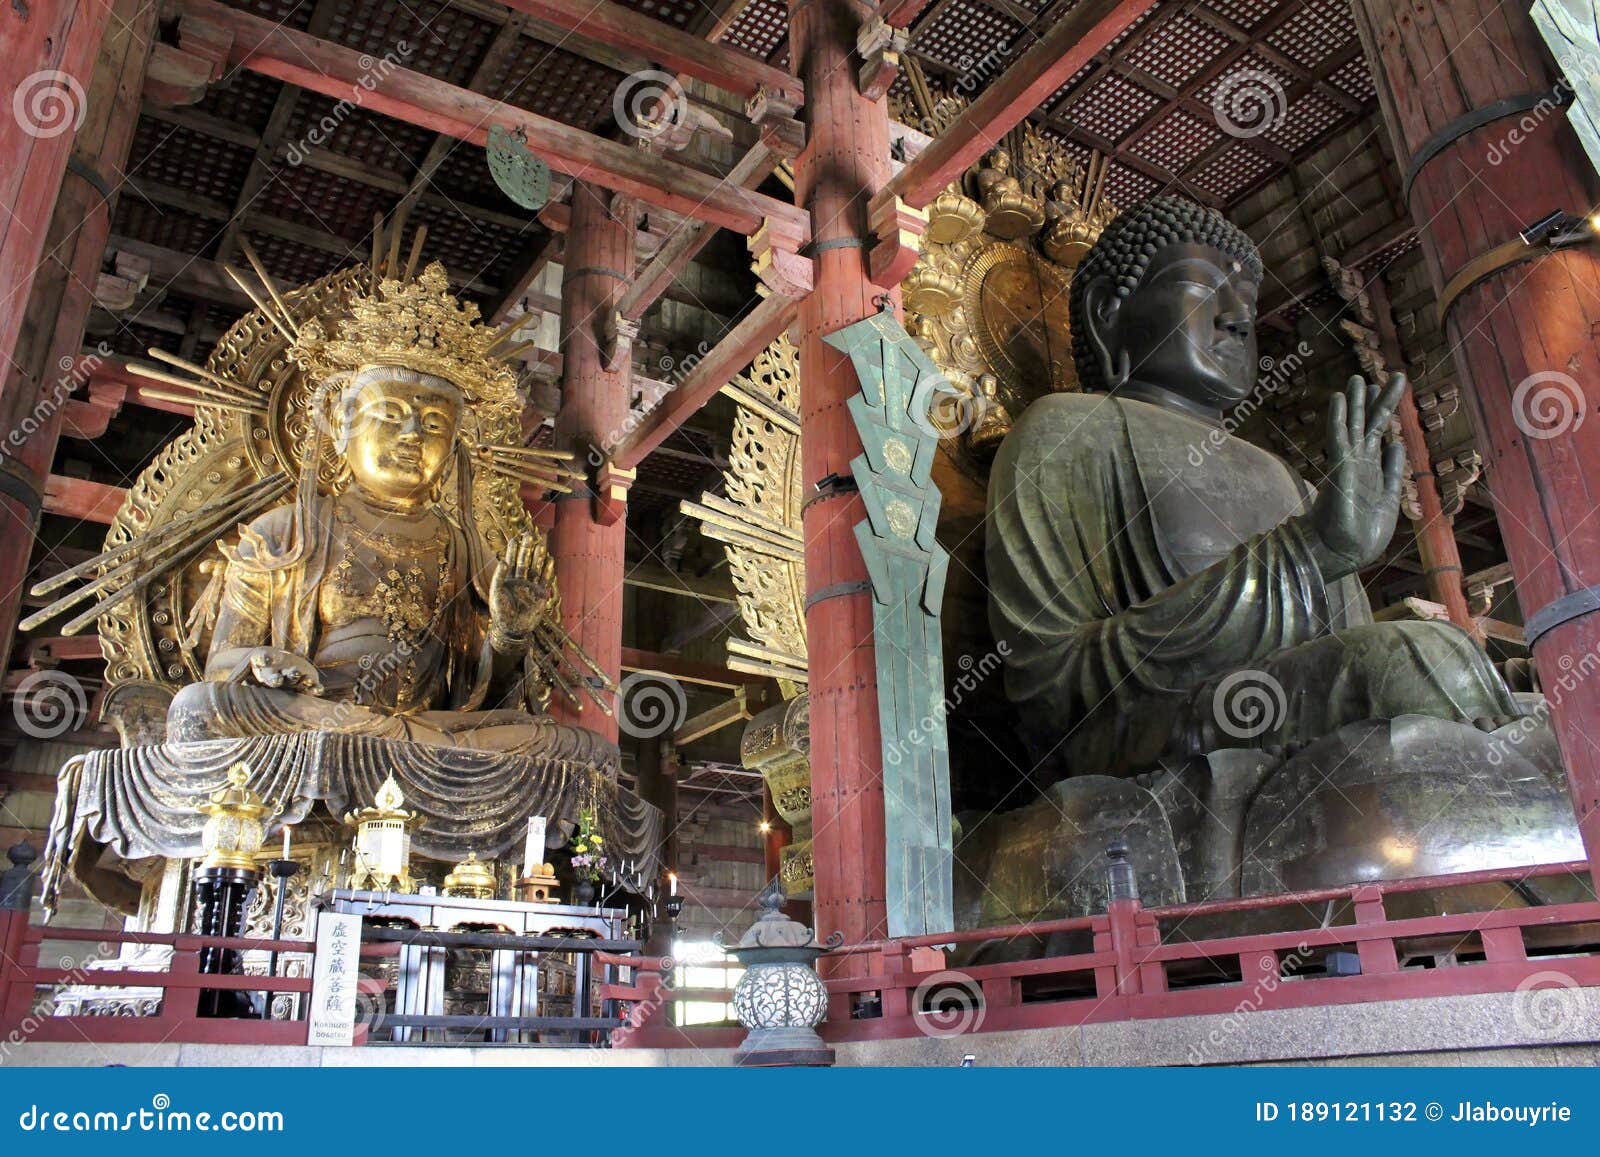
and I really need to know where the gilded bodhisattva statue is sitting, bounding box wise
[162,269,580,752]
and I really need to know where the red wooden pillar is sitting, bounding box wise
[1352,0,1600,878]
[550,182,635,743]
[0,0,130,670]
[789,0,894,971]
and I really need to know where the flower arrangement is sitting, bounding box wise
[570,805,607,883]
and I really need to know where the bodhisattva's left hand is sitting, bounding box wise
[489,532,548,650]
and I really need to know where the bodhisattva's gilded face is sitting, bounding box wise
[339,371,461,506]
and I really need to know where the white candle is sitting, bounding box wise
[282,825,292,860]
[668,871,677,896]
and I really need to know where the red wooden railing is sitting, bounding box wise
[621,860,1600,1048]
[5,860,1596,1051]
[0,912,385,1046]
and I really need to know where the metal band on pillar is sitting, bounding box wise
[1525,584,1600,647]
[1402,86,1573,203]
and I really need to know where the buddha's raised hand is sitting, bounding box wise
[488,532,548,650]
[1302,372,1407,581]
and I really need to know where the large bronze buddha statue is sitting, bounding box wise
[987,196,1516,777]
[960,197,1582,926]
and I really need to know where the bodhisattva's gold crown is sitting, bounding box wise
[292,262,521,421]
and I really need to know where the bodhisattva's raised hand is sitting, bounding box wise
[1300,372,1408,581]
[489,532,548,652]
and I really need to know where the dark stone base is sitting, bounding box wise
[734,1047,836,1067]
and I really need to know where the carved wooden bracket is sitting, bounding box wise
[144,13,233,107]
[750,218,813,299]
[592,462,636,526]
[601,311,640,372]
[745,86,805,161]
[865,190,927,288]
[856,15,909,101]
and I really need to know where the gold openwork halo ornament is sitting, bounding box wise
[680,67,1116,689]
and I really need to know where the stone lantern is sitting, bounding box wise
[724,879,839,1067]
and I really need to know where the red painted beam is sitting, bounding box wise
[184,0,807,240]
[43,475,127,525]
[882,0,1159,208]
[506,0,803,105]
[882,0,937,28]
[611,292,798,469]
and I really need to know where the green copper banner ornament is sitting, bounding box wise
[822,308,954,939]
[487,124,552,211]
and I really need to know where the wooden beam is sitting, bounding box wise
[622,563,737,604]
[187,0,806,240]
[503,0,802,105]
[612,292,799,469]
[883,0,1159,208]
[883,0,939,27]
[618,143,778,323]
[620,647,743,690]
[43,476,127,525]
[680,842,766,864]
[487,232,562,324]
[673,682,774,745]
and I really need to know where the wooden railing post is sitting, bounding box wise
[1351,885,1400,974]
[1106,897,1145,997]
[0,909,28,1030]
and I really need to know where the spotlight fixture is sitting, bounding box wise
[1519,209,1597,248]
[759,820,772,834]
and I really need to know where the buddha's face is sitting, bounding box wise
[1086,241,1259,412]
[338,370,460,504]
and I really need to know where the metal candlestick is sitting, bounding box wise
[263,857,301,1016]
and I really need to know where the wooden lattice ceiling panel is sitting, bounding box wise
[255,160,390,242]
[1066,70,1165,144]
[1123,9,1234,88]
[127,119,256,206]
[617,0,702,29]
[1265,0,1357,69]
[1326,53,1378,104]
[1194,50,1298,108]
[409,200,528,291]
[241,230,348,286]
[1203,0,1284,33]
[1265,89,1348,154]
[487,41,624,134]
[718,0,788,58]
[285,93,437,173]
[323,0,500,89]
[190,70,283,136]
[1191,139,1278,201]
[1130,106,1227,175]
[915,0,1025,74]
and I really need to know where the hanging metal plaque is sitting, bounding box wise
[487,124,552,211]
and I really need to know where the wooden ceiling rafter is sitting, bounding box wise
[503,0,803,104]
[184,0,809,239]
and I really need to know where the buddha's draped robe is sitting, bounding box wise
[167,495,585,756]
[986,393,1517,779]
